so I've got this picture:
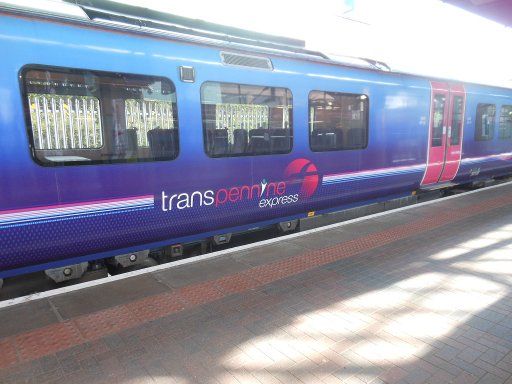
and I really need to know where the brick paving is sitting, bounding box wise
[1,185,512,383]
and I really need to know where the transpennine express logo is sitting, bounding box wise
[160,158,319,212]
[284,158,319,198]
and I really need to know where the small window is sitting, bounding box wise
[431,94,446,147]
[450,96,464,145]
[22,66,179,165]
[201,82,292,157]
[499,105,512,139]
[475,103,496,141]
[309,91,368,151]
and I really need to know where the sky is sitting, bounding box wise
[112,0,512,87]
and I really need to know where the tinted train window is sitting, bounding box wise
[22,67,179,165]
[431,95,446,147]
[201,81,292,157]
[450,96,464,145]
[309,91,368,151]
[499,105,512,139]
[475,103,496,141]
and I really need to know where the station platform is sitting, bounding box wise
[1,183,512,384]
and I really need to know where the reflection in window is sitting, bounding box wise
[499,105,512,139]
[23,67,178,165]
[475,103,496,141]
[432,94,445,147]
[28,94,102,151]
[201,82,292,157]
[125,99,175,147]
[450,96,463,145]
[308,91,368,151]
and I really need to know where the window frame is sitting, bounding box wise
[20,64,180,167]
[474,102,496,142]
[498,104,512,140]
[200,81,294,158]
[449,95,464,146]
[308,89,370,152]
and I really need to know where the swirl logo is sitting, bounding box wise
[284,158,319,198]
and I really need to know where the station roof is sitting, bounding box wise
[443,0,512,27]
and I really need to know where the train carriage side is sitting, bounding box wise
[0,11,433,278]
[455,83,512,183]
[277,59,431,211]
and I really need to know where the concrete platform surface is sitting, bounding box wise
[1,184,512,383]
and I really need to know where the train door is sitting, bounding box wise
[421,82,465,186]
[439,84,465,182]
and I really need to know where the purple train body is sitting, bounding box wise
[1,1,512,280]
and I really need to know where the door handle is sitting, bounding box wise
[447,126,452,138]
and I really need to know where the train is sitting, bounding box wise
[1,0,511,285]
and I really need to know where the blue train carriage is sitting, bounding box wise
[0,0,511,286]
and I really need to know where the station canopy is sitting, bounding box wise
[443,0,512,27]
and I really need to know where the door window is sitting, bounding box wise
[450,96,463,145]
[432,94,446,147]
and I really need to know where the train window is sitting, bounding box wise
[201,81,292,157]
[431,95,446,147]
[308,91,368,151]
[475,103,496,141]
[499,105,512,139]
[22,66,179,166]
[450,96,464,145]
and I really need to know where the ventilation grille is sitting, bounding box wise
[221,52,273,70]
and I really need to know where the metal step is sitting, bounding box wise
[419,181,458,191]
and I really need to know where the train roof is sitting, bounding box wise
[0,0,510,92]
[0,0,391,71]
